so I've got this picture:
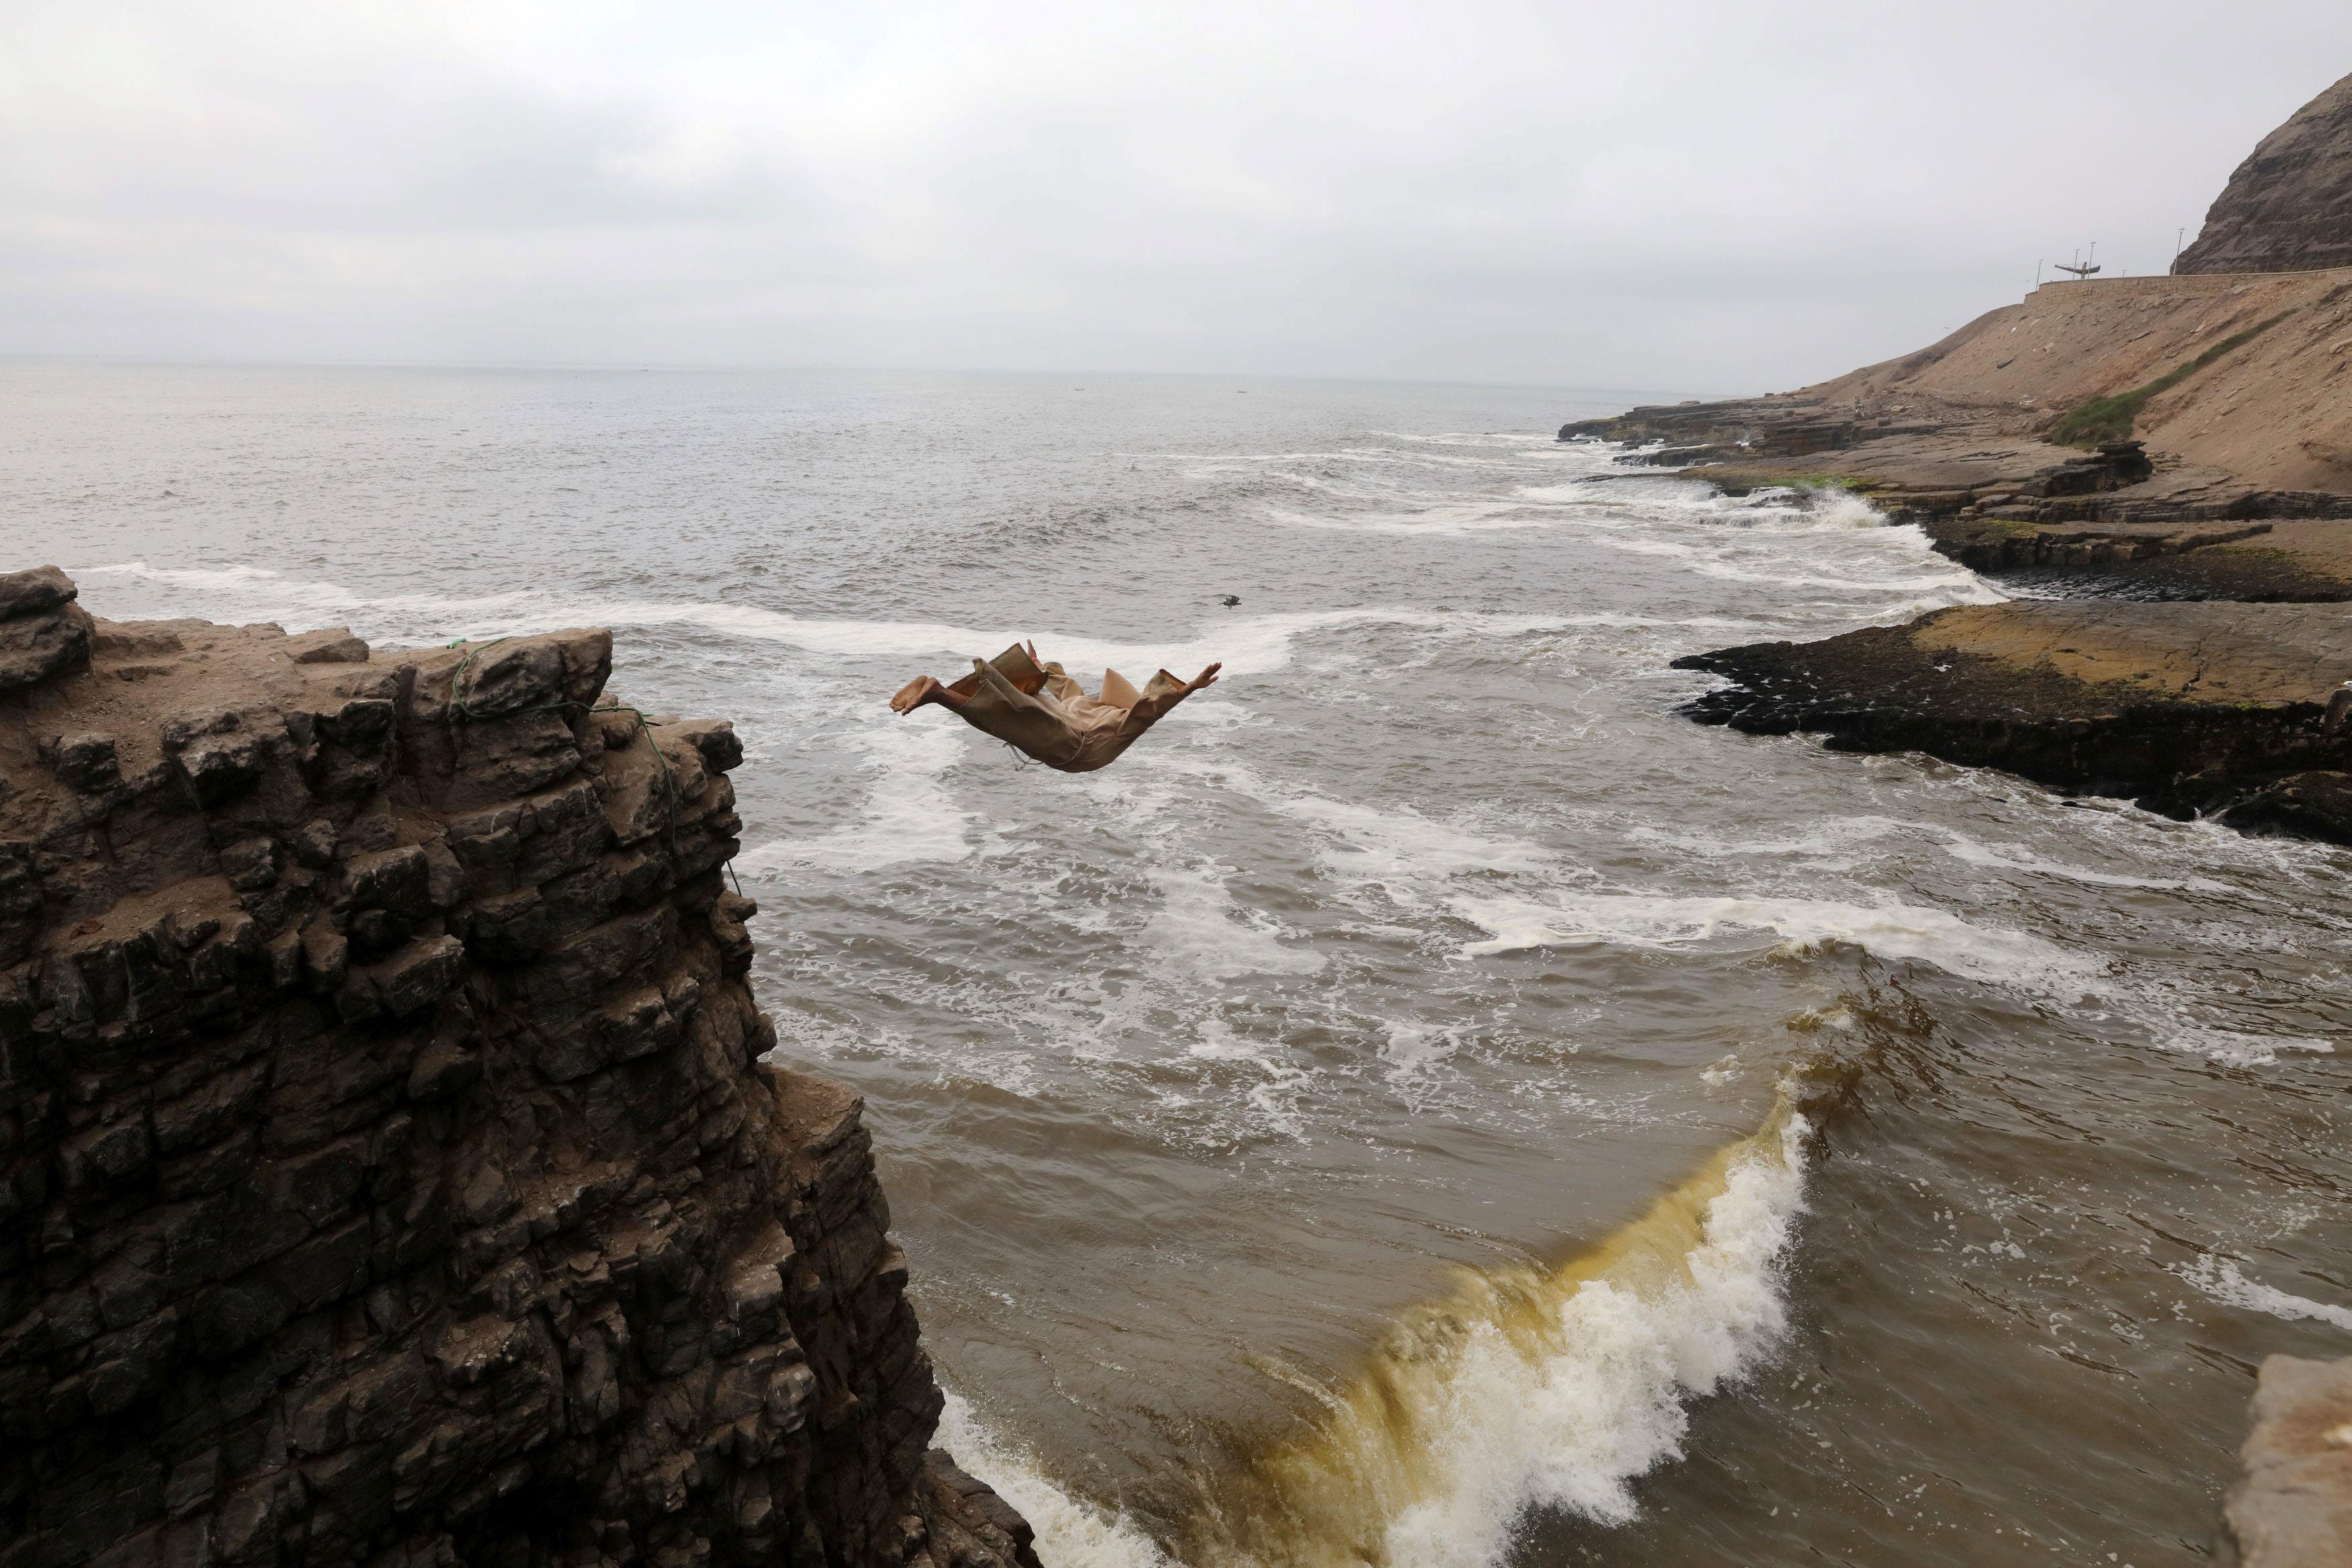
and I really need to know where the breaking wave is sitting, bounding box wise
[936,1393,1172,1568]
[2177,1256,2352,1331]
[1453,891,2104,995]
[72,562,1755,683]
[1190,1101,1810,1568]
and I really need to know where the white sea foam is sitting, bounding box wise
[1257,480,1895,541]
[1259,501,1568,536]
[1578,534,1994,596]
[1186,1018,1314,1139]
[2178,1256,2352,1332]
[81,561,1685,684]
[934,1392,1171,1568]
[1626,816,1911,861]
[1146,862,1325,979]
[77,560,531,628]
[1336,495,1997,602]
[1932,833,2234,893]
[1378,1019,1462,1101]
[1628,817,2234,895]
[1332,447,1566,472]
[1781,490,1890,530]
[2142,1021,2336,1068]
[1177,775,2123,1014]
[1253,455,1915,541]
[1238,787,1553,909]
[1374,429,1574,449]
[1684,558,1997,596]
[737,718,975,875]
[1511,482,1706,510]
[1453,891,2102,994]
[1512,486,1886,537]
[85,562,286,587]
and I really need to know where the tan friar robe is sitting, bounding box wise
[894,643,1206,773]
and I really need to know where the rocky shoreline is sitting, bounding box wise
[0,568,1037,1568]
[1556,83,2352,849]
[1576,68,2352,1565]
[1582,341,2352,846]
[1674,602,2352,840]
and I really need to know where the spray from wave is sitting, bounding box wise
[1184,1099,1811,1568]
[935,1393,1173,1568]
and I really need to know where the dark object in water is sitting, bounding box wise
[890,642,1221,773]
[1219,595,1242,607]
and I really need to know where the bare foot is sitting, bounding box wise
[890,675,943,714]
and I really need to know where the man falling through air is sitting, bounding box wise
[890,642,1222,773]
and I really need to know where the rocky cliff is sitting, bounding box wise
[0,568,1038,1568]
[2175,71,2352,277]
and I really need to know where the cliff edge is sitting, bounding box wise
[0,568,1037,1568]
[2176,71,2352,277]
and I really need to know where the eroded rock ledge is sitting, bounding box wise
[1675,601,2352,841]
[0,568,1037,1568]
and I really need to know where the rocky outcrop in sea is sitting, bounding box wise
[1673,602,2352,840]
[0,568,1037,1568]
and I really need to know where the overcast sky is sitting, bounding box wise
[3,1,2345,390]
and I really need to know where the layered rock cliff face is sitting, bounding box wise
[2175,71,2352,277]
[0,569,1037,1568]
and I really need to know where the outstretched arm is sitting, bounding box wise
[1187,662,1222,691]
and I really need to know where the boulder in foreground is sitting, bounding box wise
[2220,1355,2352,1567]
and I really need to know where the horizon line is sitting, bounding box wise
[0,350,1708,402]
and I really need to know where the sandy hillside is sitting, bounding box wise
[1813,267,2352,490]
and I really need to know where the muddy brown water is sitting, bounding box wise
[7,361,2347,1567]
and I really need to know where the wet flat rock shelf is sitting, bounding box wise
[1674,601,2352,840]
[0,566,1037,1568]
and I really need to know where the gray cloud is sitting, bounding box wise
[3,0,2346,388]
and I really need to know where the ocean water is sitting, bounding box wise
[7,361,2349,1567]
